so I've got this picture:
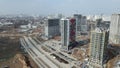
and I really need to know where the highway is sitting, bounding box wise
[20,38,49,68]
[28,37,67,68]
[20,36,78,68]
[20,37,59,68]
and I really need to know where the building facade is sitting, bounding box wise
[109,14,120,44]
[61,18,76,51]
[74,14,82,35]
[80,16,88,34]
[89,28,108,68]
[74,14,88,36]
[44,18,60,39]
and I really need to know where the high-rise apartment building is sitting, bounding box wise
[74,14,88,36]
[61,18,76,51]
[74,14,82,34]
[44,18,60,40]
[80,16,88,34]
[109,14,120,44]
[89,28,109,68]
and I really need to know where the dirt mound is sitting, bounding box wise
[107,55,120,68]
[72,48,85,61]
[0,54,30,68]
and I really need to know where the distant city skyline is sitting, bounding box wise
[0,0,120,15]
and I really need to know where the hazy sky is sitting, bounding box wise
[0,0,120,15]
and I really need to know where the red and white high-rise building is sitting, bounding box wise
[61,18,76,51]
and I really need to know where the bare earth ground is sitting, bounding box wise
[0,37,38,68]
[0,54,39,68]
[106,55,120,68]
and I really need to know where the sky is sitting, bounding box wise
[0,0,120,15]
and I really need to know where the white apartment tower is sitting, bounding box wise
[109,14,120,44]
[89,28,108,68]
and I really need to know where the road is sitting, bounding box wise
[20,37,59,68]
[20,36,79,68]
